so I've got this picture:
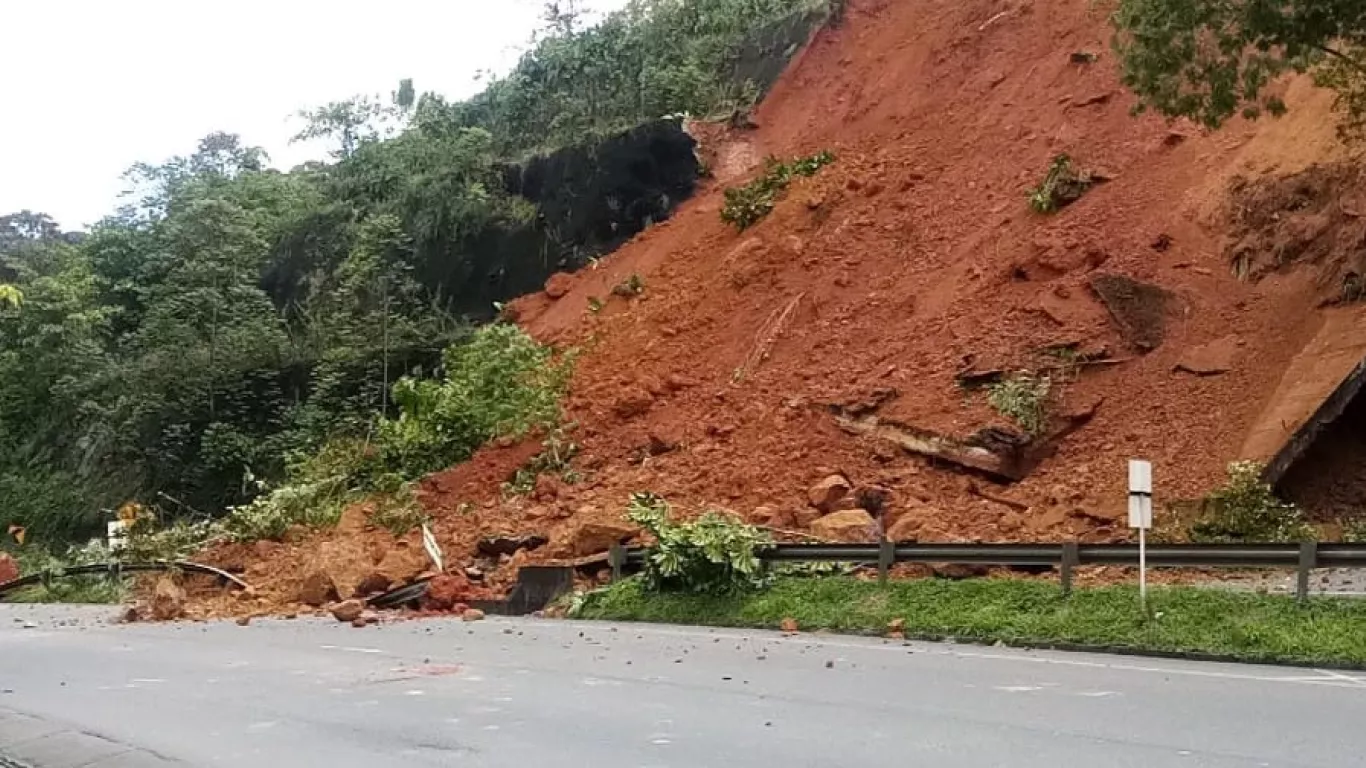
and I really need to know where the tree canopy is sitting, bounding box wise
[1113,0,1366,138]
[0,0,837,545]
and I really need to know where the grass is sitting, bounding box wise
[4,547,128,604]
[575,576,1366,667]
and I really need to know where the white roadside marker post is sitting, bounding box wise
[1128,459,1153,614]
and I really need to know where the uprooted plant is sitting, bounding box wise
[1191,461,1314,543]
[503,429,582,496]
[625,492,773,594]
[721,150,836,230]
[1027,154,1096,213]
[986,371,1054,436]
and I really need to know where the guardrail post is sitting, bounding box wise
[608,544,624,583]
[878,538,894,586]
[1296,540,1318,604]
[1060,542,1079,597]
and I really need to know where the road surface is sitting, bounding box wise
[2,604,1365,767]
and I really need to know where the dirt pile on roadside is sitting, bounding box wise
[189,0,1362,617]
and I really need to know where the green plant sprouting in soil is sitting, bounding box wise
[1190,461,1314,543]
[721,150,836,230]
[1027,154,1095,213]
[986,372,1053,436]
[503,430,582,496]
[625,492,773,594]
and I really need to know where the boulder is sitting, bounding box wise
[807,474,852,513]
[149,576,186,621]
[809,509,879,542]
[886,513,951,543]
[0,552,18,584]
[298,571,339,607]
[564,521,639,557]
[793,508,823,528]
[330,599,365,623]
[544,272,574,299]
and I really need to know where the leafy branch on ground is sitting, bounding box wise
[1190,461,1314,542]
[576,575,1366,667]
[1112,0,1366,141]
[1027,154,1094,213]
[986,371,1053,436]
[625,492,773,594]
[611,274,645,298]
[721,151,836,230]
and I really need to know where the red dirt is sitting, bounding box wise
[187,0,1364,617]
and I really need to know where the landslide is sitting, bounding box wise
[190,0,1360,618]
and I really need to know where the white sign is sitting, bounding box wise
[107,519,129,553]
[1127,459,1153,530]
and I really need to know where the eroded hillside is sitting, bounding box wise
[188,0,1365,618]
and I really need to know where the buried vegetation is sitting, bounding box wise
[574,575,1366,667]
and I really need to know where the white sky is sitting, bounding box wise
[0,0,629,229]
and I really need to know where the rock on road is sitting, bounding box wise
[1,604,1365,767]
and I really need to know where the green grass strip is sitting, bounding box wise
[576,576,1366,668]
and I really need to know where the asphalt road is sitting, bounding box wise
[2,604,1366,767]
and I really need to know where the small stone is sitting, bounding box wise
[825,660,835,669]
[780,617,799,633]
[544,272,574,299]
[462,608,486,622]
[236,615,251,627]
[807,474,852,513]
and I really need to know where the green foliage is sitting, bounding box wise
[3,543,129,604]
[449,0,840,154]
[0,0,836,547]
[504,430,582,496]
[986,372,1053,436]
[123,519,222,562]
[369,486,429,536]
[378,324,573,478]
[626,492,773,594]
[577,575,1366,667]
[1026,155,1093,213]
[1112,0,1366,140]
[721,151,836,229]
[1191,461,1314,542]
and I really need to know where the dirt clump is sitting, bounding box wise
[151,576,187,621]
[1225,163,1366,303]
[807,474,852,513]
[298,571,339,606]
[0,553,17,584]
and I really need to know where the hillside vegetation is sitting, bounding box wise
[0,0,839,548]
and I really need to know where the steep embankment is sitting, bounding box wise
[193,0,1360,617]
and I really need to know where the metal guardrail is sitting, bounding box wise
[611,541,1366,602]
[0,560,250,600]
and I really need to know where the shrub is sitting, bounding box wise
[721,151,836,230]
[1027,154,1094,213]
[221,476,350,542]
[1191,461,1314,542]
[369,485,428,536]
[378,323,573,478]
[626,492,773,594]
[986,372,1053,436]
[123,519,222,561]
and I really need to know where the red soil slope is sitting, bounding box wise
[188,0,1359,618]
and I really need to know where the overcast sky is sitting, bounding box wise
[0,0,629,229]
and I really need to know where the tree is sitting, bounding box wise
[1113,0,1366,138]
